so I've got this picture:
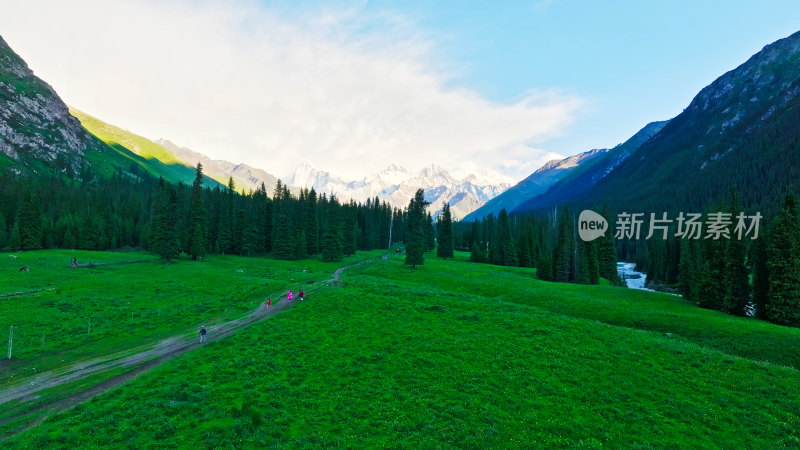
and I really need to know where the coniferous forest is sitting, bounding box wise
[0,163,410,262]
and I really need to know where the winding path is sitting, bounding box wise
[0,257,373,440]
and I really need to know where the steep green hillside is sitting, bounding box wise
[72,108,221,187]
[464,148,607,221]
[518,30,800,217]
[514,120,667,213]
[4,251,799,447]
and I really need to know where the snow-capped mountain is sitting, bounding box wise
[284,162,511,219]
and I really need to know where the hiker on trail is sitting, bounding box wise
[199,326,207,343]
[266,298,272,308]
[287,290,293,301]
[299,289,305,301]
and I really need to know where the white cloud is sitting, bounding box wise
[0,0,582,181]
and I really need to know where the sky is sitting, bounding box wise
[2,0,800,182]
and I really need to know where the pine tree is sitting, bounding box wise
[190,223,207,260]
[576,240,600,285]
[405,189,427,268]
[187,163,208,260]
[8,221,21,251]
[18,194,42,250]
[597,205,622,284]
[321,202,343,262]
[537,249,554,281]
[469,240,486,263]
[273,219,294,260]
[294,229,307,260]
[216,211,233,254]
[751,234,770,319]
[343,217,357,256]
[321,227,343,262]
[766,194,800,326]
[496,209,517,266]
[678,238,699,299]
[0,212,7,249]
[305,188,319,255]
[722,191,750,315]
[553,206,574,282]
[436,203,454,258]
[151,179,180,261]
[425,212,436,251]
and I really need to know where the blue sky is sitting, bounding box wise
[2,0,799,181]
[270,0,800,153]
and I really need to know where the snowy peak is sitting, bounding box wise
[283,162,511,219]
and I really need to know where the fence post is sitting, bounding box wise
[7,326,14,360]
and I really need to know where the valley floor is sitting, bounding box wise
[1,250,799,447]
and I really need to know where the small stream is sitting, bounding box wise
[616,262,653,291]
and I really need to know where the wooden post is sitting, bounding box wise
[7,326,13,360]
[388,214,394,250]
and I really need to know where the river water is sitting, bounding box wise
[616,262,653,291]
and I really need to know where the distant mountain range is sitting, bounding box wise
[532,29,800,217]
[284,162,511,219]
[464,148,608,221]
[464,29,800,220]
[5,28,800,224]
[155,139,282,194]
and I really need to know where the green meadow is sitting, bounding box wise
[2,250,799,447]
[0,250,353,386]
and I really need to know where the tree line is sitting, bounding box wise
[458,207,622,286]
[0,163,413,262]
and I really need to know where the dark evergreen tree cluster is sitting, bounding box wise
[405,189,429,268]
[0,163,404,262]
[618,188,800,328]
[459,207,615,285]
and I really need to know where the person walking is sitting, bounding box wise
[199,325,207,343]
[299,289,305,301]
[287,290,293,301]
[266,298,272,308]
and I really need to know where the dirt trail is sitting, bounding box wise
[0,258,374,440]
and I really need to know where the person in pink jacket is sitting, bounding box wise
[287,290,293,301]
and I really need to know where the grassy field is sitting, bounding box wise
[3,250,799,447]
[0,249,360,387]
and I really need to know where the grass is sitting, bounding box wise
[0,249,363,386]
[70,108,222,187]
[3,250,799,447]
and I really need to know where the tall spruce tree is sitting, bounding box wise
[751,233,770,319]
[537,249,554,281]
[305,188,319,255]
[597,205,622,285]
[405,189,427,268]
[496,209,517,266]
[436,203,454,258]
[766,194,800,326]
[187,163,207,260]
[553,206,575,282]
[321,201,343,262]
[190,223,206,260]
[17,193,42,250]
[0,212,7,249]
[469,240,487,263]
[8,221,21,251]
[342,208,357,256]
[151,179,180,261]
[425,212,436,251]
[722,191,750,315]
